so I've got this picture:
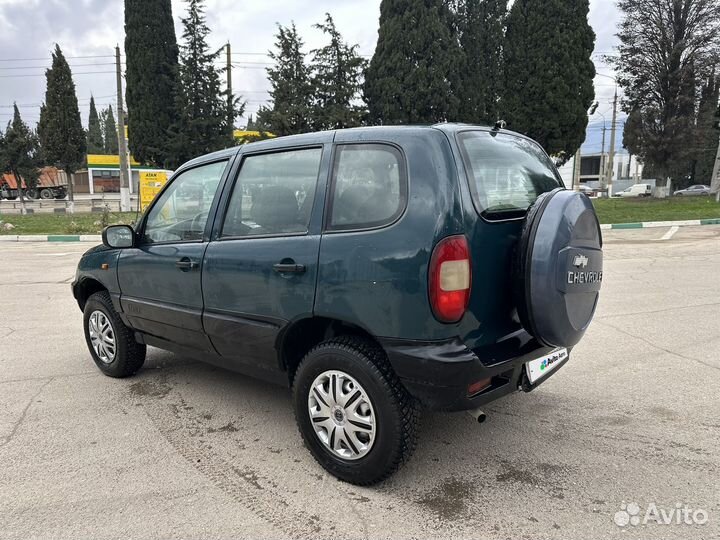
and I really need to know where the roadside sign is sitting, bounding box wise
[139,171,168,211]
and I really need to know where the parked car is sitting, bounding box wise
[72,124,604,485]
[614,183,652,198]
[674,185,710,196]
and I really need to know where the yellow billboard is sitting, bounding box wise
[87,154,141,167]
[139,171,168,211]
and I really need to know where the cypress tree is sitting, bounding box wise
[458,0,507,124]
[502,0,595,161]
[102,105,119,155]
[169,0,235,167]
[310,13,368,130]
[86,96,104,154]
[124,0,180,166]
[0,105,40,214]
[693,74,719,186]
[38,45,86,204]
[258,23,314,136]
[364,0,462,124]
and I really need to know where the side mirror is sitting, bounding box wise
[102,225,135,249]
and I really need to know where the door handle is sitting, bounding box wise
[273,262,306,274]
[175,257,199,271]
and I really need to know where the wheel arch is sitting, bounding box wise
[73,277,108,311]
[278,316,386,385]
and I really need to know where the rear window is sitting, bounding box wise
[458,131,563,219]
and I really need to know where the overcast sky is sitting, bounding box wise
[0,0,623,151]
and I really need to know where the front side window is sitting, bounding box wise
[221,148,322,238]
[143,160,227,243]
[328,144,406,230]
[458,131,563,219]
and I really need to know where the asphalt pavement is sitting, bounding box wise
[0,225,718,539]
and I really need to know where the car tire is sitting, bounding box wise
[292,336,420,485]
[83,291,146,378]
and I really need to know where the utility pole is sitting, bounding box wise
[226,42,234,137]
[711,132,720,203]
[600,125,606,184]
[606,87,618,198]
[572,149,581,190]
[116,45,131,212]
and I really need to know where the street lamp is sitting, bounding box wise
[594,73,619,197]
[590,109,608,184]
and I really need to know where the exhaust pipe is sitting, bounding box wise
[466,408,487,424]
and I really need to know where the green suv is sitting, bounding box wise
[72,124,603,484]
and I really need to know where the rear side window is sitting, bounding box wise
[221,148,322,238]
[327,144,406,230]
[458,131,562,220]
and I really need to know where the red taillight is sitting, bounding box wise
[429,235,471,323]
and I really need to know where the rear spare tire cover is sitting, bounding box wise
[515,188,603,348]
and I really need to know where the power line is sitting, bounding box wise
[0,71,115,78]
[0,54,119,62]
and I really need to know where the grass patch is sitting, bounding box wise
[592,197,720,224]
[0,212,139,235]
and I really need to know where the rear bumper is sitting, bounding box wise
[379,332,568,411]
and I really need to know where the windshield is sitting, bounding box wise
[458,131,563,219]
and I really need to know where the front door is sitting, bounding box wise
[118,159,230,351]
[202,145,328,377]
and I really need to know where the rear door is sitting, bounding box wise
[202,143,330,378]
[118,159,230,352]
[453,129,565,352]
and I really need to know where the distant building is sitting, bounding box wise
[76,154,169,195]
[558,151,644,192]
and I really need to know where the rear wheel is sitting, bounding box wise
[40,188,54,200]
[83,291,146,377]
[292,336,419,485]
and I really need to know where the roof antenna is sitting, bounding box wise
[493,120,506,131]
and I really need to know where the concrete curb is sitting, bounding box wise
[0,234,102,243]
[600,218,720,231]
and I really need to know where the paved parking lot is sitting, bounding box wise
[1,226,718,539]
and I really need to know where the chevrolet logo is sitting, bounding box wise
[573,254,589,268]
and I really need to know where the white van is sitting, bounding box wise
[615,184,652,198]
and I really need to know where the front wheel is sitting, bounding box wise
[293,336,420,485]
[83,291,146,377]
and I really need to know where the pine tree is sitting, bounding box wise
[38,45,86,204]
[86,96,104,154]
[457,0,507,124]
[0,105,40,214]
[102,105,119,155]
[246,115,256,130]
[168,0,239,167]
[125,0,180,166]
[364,0,462,124]
[693,74,719,186]
[310,13,368,130]
[611,0,720,186]
[258,23,314,136]
[502,0,595,161]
